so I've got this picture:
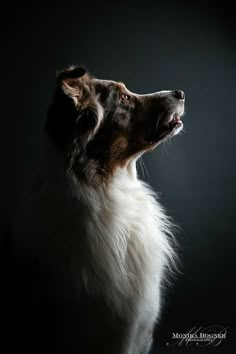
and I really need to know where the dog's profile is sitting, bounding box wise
[6,66,185,353]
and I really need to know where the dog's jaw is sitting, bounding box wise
[145,104,185,147]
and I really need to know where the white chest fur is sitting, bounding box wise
[76,166,175,319]
[14,147,175,325]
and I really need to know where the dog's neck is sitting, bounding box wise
[28,135,176,310]
[40,135,139,194]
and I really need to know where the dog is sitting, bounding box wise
[7,66,185,353]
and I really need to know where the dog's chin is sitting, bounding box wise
[145,111,184,148]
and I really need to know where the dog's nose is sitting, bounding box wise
[173,90,185,100]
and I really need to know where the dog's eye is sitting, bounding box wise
[121,93,130,102]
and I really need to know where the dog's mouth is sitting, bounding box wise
[164,113,183,133]
[145,111,184,145]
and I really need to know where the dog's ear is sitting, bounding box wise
[57,66,99,136]
[57,66,86,82]
[57,66,91,103]
[45,65,101,148]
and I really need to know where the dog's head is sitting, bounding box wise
[45,66,185,183]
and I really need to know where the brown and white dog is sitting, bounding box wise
[10,66,185,353]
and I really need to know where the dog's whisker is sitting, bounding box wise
[139,156,149,180]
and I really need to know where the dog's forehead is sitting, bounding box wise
[92,78,126,90]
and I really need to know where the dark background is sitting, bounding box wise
[0,0,235,353]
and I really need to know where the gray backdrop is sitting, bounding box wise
[0,1,235,353]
